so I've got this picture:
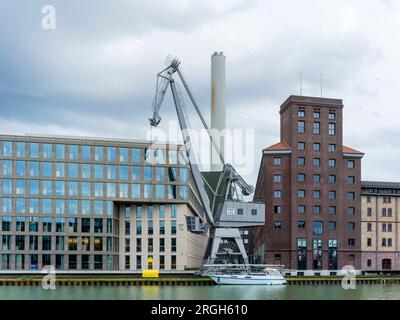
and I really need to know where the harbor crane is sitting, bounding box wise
[148,58,265,265]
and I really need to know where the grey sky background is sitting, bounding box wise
[0,0,399,186]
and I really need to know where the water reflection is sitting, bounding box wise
[0,284,400,300]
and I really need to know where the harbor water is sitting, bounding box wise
[0,284,400,300]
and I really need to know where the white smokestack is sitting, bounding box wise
[210,51,226,171]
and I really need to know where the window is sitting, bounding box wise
[312,221,324,235]
[298,173,305,182]
[298,110,305,117]
[313,143,320,151]
[328,175,336,184]
[313,174,321,183]
[348,160,355,169]
[348,239,355,246]
[367,207,372,216]
[107,147,116,161]
[348,207,355,215]
[328,144,336,152]
[329,221,336,231]
[2,179,12,194]
[274,205,282,214]
[313,206,321,215]
[82,164,91,179]
[132,148,141,163]
[2,141,12,156]
[329,206,336,215]
[179,185,188,200]
[298,221,305,229]
[347,192,355,200]
[313,111,320,119]
[16,142,26,157]
[297,205,305,214]
[171,220,177,235]
[2,160,12,176]
[328,123,336,136]
[56,144,65,160]
[329,191,337,200]
[29,161,39,177]
[16,161,26,176]
[348,222,356,230]
[107,183,116,197]
[274,221,282,229]
[119,147,129,162]
[313,158,320,166]
[298,157,305,166]
[298,121,305,133]
[42,199,52,214]
[144,167,152,180]
[313,190,321,199]
[347,176,355,185]
[328,112,336,120]
[273,157,282,166]
[119,166,129,180]
[388,208,393,217]
[168,149,177,164]
[16,179,26,195]
[42,144,52,159]
[328,159,336,167]
[273,175,281,183]
[156,184,165,199]
[179,168,188,182]
[274,190,282,199]
[136,220,142,235]
[80,146,91,161]
[313,122,320,134]
[298,142,305,150]
[298,190,305,198]
[144,184,152,199]
[56,163,65,177]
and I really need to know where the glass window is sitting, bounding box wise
[119,166,129,180]
[144,167,152,181]
[348,160,355,169]
[159,205,165,218]
[328,123,336,136]
[179,186,188,199]
[2,179,12,194]
[119,184,129,198]
[82,200,91,215]
[329,221,336,231]
[56,144,65,160]
[328,144,336,152]
[156,185,165,199]
[298,142,305,150]
[273,157,282,166]
[119,147,128,162]
[156,167,165,181]
[94,183,103,197]
[56,181,65,196]
[16,160,26,176]
[107,147,116,161]
[132,166,140,180]
[313,174,320,183]
[297,121,305,133]
[171,204,177,218]
[55,219,65,232]
[297,190,305,198]
[93,146,104,161]
[29,161,39,177]
[144,184,152,199]
[29,198,39,214]
[2,141,12,157]
[106,201,113,216]
[69,145,78,160]
[313,158,320,167]
[312,221,324,235]
[82,146,91,161]
[56,199,65,214]
[2,198,13,213]
[328,175,336,184]
[68,200,78,214]
[329,206,336,215]
[56,163,65,177]
[274,190,282,198]
[168,167,177,181]
[42,162,52,177]
[107,183,116,197]
[329,191,337,199]
[179,168,188,183]
[2,160,12,176]
[171,220,177,235]
[274,175,282,183]
[297,157,305,166]
[68,163,78,178]
[313,111,320,119]
[313,143,320,151]
[16,179,26,195]
[43,144,52,159]
[298,174,305,182]
[2,216,12,231]
[132,148,141,163]
[313,190,321,199]
[42,199,52,214]
[82,182,91,197]
[328,159,336,167]
[107,165,116,179]
[29,180,39,195]
[81,164,91,179]
[298,110,305,117]
[29,143,39,158]
[168,185,177,199]
[329,112,336,120]
[155,149,165,164]
[313,122,320,134]
[169,149,177,164]
[132,184,140,198]
[94,164,104,179]
[94,201,103,215]
[15,198,26,213]
[16,142,26,157]
[68,181,78,197]
[347,176,355,185]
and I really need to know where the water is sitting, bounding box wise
[0,284,399,300]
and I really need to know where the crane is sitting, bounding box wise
[149,57,264,265]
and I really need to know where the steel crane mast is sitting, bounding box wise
[149,58,264,265]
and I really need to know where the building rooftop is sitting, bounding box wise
[361,181,400,189]
[263,141,291,151]
[280,95,343,113]
[343,146,364,155]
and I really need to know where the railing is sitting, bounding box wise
[201,264,285,275]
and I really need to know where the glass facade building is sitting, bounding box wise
[0,135,207,271]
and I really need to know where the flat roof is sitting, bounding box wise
[280,95,343,113]
[361,181,400,189]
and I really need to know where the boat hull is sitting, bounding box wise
[210,275,286,285]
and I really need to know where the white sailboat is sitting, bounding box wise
[209,268,287,285]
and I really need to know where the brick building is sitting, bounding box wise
[253,95,364,271]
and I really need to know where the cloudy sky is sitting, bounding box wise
[0,0,399,185]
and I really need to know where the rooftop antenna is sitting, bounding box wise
[299,72,303,96]
[320,73,323,98]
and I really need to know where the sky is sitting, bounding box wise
[0,0,400,186]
